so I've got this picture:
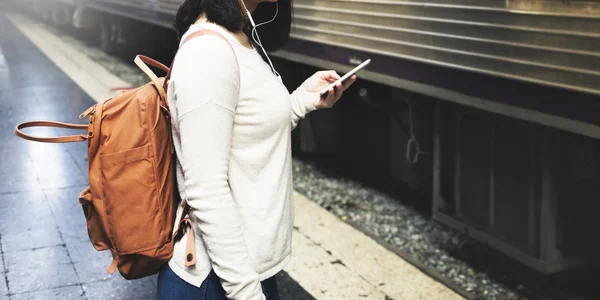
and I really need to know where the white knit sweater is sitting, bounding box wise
[166,23,317,300]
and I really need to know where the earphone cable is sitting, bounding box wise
[241,1,281,78]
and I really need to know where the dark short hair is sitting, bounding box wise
[174,0,292,54]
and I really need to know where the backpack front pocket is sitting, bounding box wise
[79,186,110,251]
[99,144,162,254]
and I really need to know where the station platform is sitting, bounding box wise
[0,8,463,300]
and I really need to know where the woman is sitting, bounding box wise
[157,0,356,299]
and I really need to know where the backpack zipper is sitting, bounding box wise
[79,104,97,120]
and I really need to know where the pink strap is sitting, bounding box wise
[171,202,195,267]
[106,257,118,274]
[163,29,241,95]
[182,218,196,267]
[134,55,168,101]
[165,29,241,267]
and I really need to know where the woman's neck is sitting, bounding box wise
[194,16,253,50]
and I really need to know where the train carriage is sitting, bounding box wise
[15,0,600,273]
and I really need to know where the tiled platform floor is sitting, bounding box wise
[0,10,160,300]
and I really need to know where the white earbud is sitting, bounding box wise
[246,10,256,27]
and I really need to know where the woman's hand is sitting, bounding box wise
[303,70,357,109]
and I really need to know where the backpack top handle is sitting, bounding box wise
[14,121,89,143]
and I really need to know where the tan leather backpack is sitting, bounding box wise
[14,29,235,280]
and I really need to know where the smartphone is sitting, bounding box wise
[320,59,371,98]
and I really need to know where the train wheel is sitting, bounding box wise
[50,5,72,28]
[99,19,125,55]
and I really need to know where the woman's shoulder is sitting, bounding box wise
[170,29,240,101]
[172,30,239,78]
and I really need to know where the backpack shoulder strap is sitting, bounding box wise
[134,55,169,100]
[165,30,241,265]
[163,29,241,94]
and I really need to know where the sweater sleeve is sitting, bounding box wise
[172,36,265,300]
[289,83,318,130]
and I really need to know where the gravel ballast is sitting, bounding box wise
[292,156,592,300]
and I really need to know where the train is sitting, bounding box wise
[11,0,600,274]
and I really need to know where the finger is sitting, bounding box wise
[334,82,344,100]
[326,86,336,106]
[321,70,341,82]
[342,75,357,90]
[330,71,341,81]
[327,86,335,102]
